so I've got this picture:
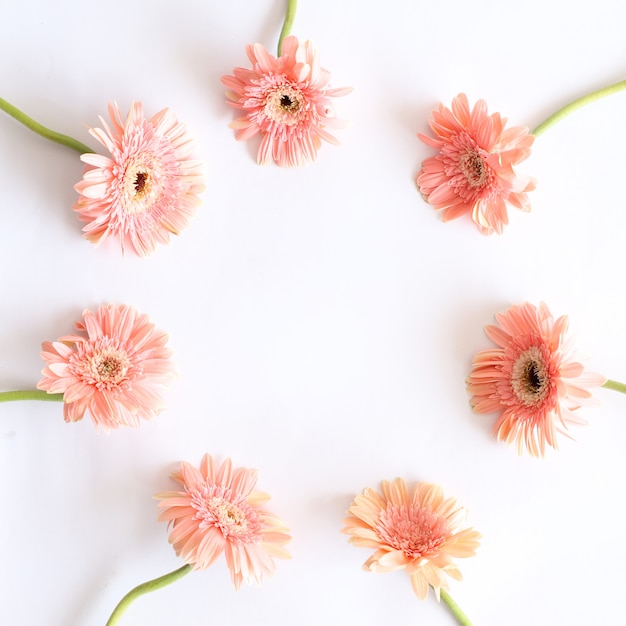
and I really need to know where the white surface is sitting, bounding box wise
[2,1,626,625]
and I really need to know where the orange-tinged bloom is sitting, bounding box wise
[155,454,291,589]
[417,93,535,235]
[221,35,351,167]
[467,302,607,456]
[342,479,480,600]
[37,304,175,431]
[74,102,205,256]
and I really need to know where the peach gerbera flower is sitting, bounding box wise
[467,302,607,456]
[73,102,205,256]
[417,93,535,235]
[155,454,291,589]
[221,35,351,167]
[37,304,176,431]
[342,479,480,600]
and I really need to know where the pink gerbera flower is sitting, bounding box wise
[37,304,176,430]
[467,302,607,456]
[343,478,480,600]
[73,102,205,256]
[155,454,291,589]
[417,93,535,235]
[221,35,351,167]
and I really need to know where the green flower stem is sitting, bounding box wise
[532,79,626,137]
[0,97,93,154]
[440,589,473,626]
[603,379,626,394]
[277,0,298,56]
[105,564,192,626]
[0,390,64,403]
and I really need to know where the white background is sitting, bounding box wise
[2,1,626,625]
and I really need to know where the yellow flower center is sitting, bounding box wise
[133,171,149,196]
[377,504,448,559]
[511,346,550,406]
[209,497,248,533]
[87,347,131,385]
[459,150,489,188]
[191,488,264,545]
[265,86,305,126]
[121,155,163,215]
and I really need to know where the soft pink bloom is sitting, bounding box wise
[342,478,480,600]
[467,302,607,456]
[37,304,176,431]
[221,35,351,167]
[417,93,535,235]
[155,454,291,589]
[73,102,205,256]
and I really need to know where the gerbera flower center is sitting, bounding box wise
[280,94,296,109]
[264,85,306,126]
[376,504,448,560]
[459,149,489,189]
[86,346,131,385]
[191,487,263,545]
[439,133,496,204]
[92,353,127,381]
[511,346,551,406]
[120,154,165,215]
[133,171,149,196]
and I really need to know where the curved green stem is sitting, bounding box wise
[440,588,473,626]
[0,390,64,403]
[603,379,626,395]
[0,97,93,154]
[532,79,626,137]
[106,564,192,626]
[277,0,298,56]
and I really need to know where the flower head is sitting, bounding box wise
[342,479,480,600]
[73,102,205,256]
[221,35,351,167]
[416,93,535,235]
[37,304,176,430]
[155,454,291,589]
[467,302,607,456]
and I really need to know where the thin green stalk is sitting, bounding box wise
[0,390,64,403]
[532,79,626,137]
[0,97,93,154]
[277,0,298,56]
[440,588,473,626]
[106,564,192,626]
[603,379,626,395]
